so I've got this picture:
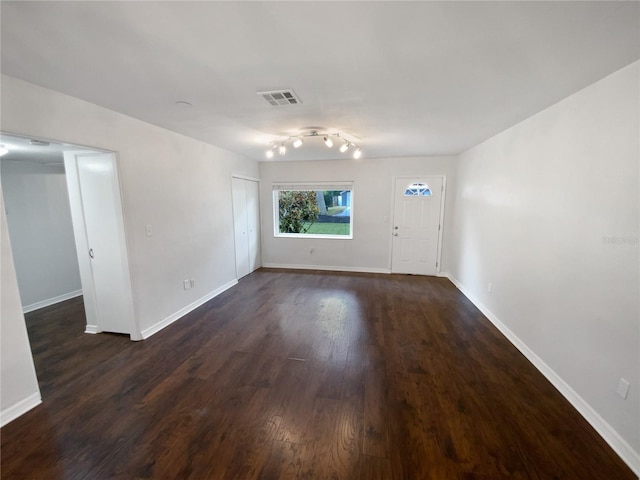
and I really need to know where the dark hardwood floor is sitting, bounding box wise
[1,269,635,479]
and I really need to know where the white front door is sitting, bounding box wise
[65,152,137,338]
[391,177,444,275]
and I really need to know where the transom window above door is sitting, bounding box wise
[404,183,432,196]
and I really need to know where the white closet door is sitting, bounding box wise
[232,177,251,279]
[232,177,261,279]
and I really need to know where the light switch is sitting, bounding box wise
[616,378,630,400]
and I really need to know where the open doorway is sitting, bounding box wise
[0,133,138,339]
[1,133,86,314]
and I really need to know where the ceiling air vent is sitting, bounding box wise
[257,89,301,106]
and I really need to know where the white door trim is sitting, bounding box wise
[436,176,447,274]
[231,173,260,182]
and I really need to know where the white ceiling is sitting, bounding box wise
[1,1,638,162]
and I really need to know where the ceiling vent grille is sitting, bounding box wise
[258,89,301,106]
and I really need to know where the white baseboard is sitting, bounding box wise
[85,324,101,334]
[22,289,82,313]
[262,263,391,274]
[141,279,238,339]
[0,392,41,427]
[445,273,640,478]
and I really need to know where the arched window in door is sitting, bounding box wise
[404,183,432,196]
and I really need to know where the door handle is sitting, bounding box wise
[89,248,94,259]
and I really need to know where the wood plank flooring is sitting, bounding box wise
[1,269,635,479]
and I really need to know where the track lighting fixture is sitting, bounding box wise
[264,130,362,159]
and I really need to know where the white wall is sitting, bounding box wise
[1,159,81,311]
[448,62,639,470]
[0,75,258,339]
[259,156,457,273]
[1,182,41,425]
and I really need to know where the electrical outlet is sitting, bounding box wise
[616,378,630,400]
[183,279,190,290]
[190,279,196,288]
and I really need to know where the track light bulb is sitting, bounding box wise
[324,136,333,148]
[293,137,303,148]
[340,142,349,153]
[279,144,286,156]
[266,149,274,159]
[353,148,362,159]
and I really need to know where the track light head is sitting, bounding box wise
[293,137,303,148]
[324,136,333,148]
[279,143,287,155]
[339,141,350,153]
[265,149,274,159]
[353,148,362,159]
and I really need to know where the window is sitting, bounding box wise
[404,182,432,196]
[273,183,353,238]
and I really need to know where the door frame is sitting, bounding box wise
[64,150,140,340]
[389,175,447,275]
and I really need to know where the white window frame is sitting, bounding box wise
[272,182,354,239]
